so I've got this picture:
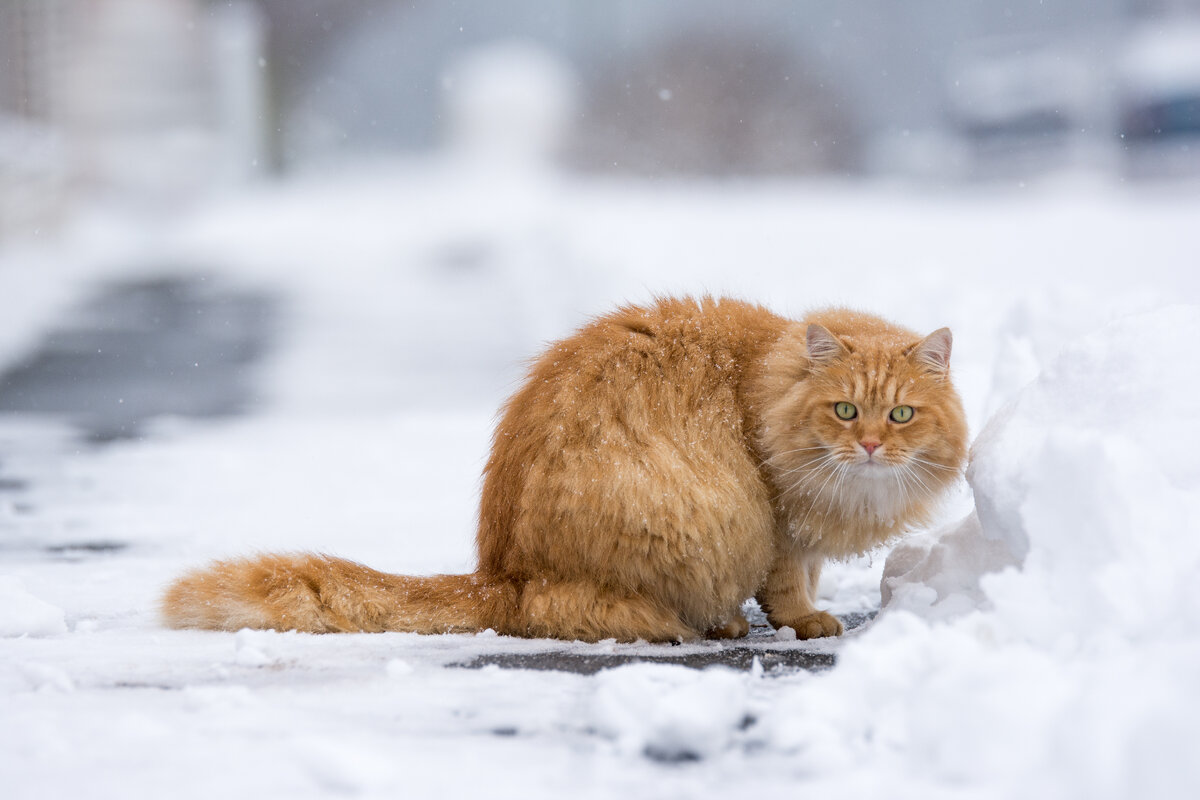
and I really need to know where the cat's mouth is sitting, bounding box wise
[851,455,900,474]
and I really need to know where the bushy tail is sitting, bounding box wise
[161,553,513,634]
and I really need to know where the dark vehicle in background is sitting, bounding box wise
[1118,22,1200,177]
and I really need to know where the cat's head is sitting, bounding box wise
[797,322,967,479]
[761,315,968,536]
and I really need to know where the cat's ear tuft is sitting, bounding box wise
[806,324,846,364]
[912,327,953,372]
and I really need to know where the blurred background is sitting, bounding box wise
[1,0,1199,439]
[4,0,1200,237]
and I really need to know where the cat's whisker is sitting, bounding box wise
[908,458,962,487]
[902,465,921,502]
[890,463,908,508]
[779,449,842,478]
[894,459,918,490]
[763,444,832,460]
[795,461,848,533]
[910,462,951,484]
[898,461,933,498]
[774,452,841,482]
[783,453,847,495]
[826,462,852,517]
[776,451,839,473]
[907,455,959,473]
[783,469,823,498]
[758,445,832,469]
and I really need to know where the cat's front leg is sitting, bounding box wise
[755,551,843,639]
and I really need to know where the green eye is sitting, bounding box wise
[890,405,914,423]
[834,402,857,420]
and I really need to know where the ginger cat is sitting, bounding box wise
[163,297,967,642]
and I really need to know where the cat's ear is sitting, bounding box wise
[806,324,847,364]
[911,327,953,372]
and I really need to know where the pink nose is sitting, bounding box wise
[861,441,880,456]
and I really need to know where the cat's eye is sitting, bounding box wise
[890,405,914,423]
[834,402,857,420]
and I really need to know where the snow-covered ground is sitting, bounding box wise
[2,160,1199,799]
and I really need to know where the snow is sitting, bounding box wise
[0,576,67,638]
[827,306,1200,796]
[591,664,751,761]
[890,306,1200,639]
[2,160,1199,798]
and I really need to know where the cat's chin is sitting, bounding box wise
[852,459,900,477]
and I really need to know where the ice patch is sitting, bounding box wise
[0,576,68,637]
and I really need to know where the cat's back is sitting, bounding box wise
[530,296,786,420]
[491,296,785,452]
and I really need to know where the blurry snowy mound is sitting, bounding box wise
[441,42,576,166]
[591,664,751,761]
[884,305,1200,642]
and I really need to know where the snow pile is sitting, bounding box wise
[765,612,1200,797]
[885,305,1200,640]
[881,510,1016,620]
[977,306,1200,644]
[0,576,67,638]
[590,664,751,761]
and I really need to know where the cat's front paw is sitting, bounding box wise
[705,613,750,640]
[782,611,843,640]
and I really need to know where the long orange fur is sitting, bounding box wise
[162,297,968,641]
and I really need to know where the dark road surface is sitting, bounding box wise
[456,610,874,674]
[0,275,275,441]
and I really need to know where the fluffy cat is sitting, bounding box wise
[162,297,968,641]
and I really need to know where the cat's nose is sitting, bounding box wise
[860,440,880,456]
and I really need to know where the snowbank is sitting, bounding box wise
[885,305,1200,643]
[977,305,1200,646]
[837,306,1200,795]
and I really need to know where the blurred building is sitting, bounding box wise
[0,0,70,237]
[254,0,1200,179]
[3,0,1200,241]
[0,0,266,238]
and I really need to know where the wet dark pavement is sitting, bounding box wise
[0,275,275,442]
[457,610,875,675]
[459,646,836,674]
